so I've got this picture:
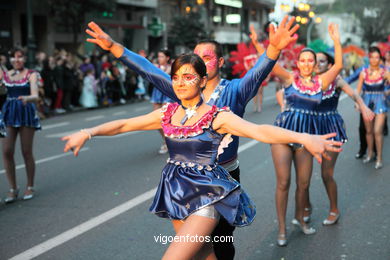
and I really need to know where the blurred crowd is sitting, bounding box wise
[0,48,157,119]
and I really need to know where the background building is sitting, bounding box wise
[0,0,275,57]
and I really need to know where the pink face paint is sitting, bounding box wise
[172,74,199,85]
[172,65,200,86]
[194,46,218,71]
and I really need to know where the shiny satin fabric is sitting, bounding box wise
[362,81,388,114]
[315,81,348,142]
[166,130,222,165]
[119,48,276,165]
[1,72,41,130]
[274,83,322,135]
[149,106,256,227]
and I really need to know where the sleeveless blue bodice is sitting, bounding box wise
[149,103,256,226]
[274,76,322,135]
[315,78,347,142]
[0,69,41,130]
[361,68,388,114]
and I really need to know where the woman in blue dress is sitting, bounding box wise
[311,51,374,225]
[0,47,41,203]
[357,46,390,169]
[252,24,343,246]
[63,53,342,259]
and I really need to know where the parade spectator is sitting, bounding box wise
[79,69,98,108]
[53,56,66,113]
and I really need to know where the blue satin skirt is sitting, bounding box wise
[274,110,320,135]
[316,111,348,142]
[149,162,256,227]
[362,93,388,114]
[1,98,41,129]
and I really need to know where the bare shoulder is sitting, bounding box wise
[213,110,237,132]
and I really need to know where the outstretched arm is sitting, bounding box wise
[319,23,343,90]
[238,16,299,104]
[356,71,365,95]
[86,22,178,102]
[213,111,342,163]
[338,77,374,121]
[62,109,162,156]
[249,24,292,85]
[345,66,364,84]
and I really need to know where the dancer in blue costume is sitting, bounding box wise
[251,23,343,246]
[0,48,41,203]
[345,60,389,159]
[308,52,375,226]
[63,53,342,259]
[357,46,390,169]
[85,15,299,259]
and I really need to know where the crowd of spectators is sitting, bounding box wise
[0,48,153,119]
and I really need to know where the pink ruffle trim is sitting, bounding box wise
[161,103,229,138]
[292,71,322,95]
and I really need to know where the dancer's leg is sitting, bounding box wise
[164,216,218,260]
[321,151,340,219]
[374,113,386,163]
[19,127,36,189]
[363,116,375,159]
[271,144,293,236]
[2,127,19,189]
[293,147,313,226]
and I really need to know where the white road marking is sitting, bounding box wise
[113,111,127,116]
[0,148,89,175]
[42,122,70,130]
[8,139,259,259]
[85,115,105,121]
[46,130,80,138]
[238,140,258,153]
[47,130,142,139]
[135,106,149,112]
[8,187,157,260]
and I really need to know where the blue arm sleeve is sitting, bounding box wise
[119,48,179,102]
[237,53,276,104]
[345,66,364,84]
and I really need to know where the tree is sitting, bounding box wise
[322,0,390,44]
[168,11,210,52]
[47,0,115,51]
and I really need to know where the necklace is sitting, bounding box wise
[10,68,25,77]
[300,75,312,85]
[368,68,379,77]
[180,99,203,125]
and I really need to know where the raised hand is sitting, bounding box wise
[62,131,90,156]
[249,24,258,43]
[328,23,340,43]
[269,15,300,51]
[86,21,114,51]
[303,132,343,164]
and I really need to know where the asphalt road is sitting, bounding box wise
[0,86,389,260]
